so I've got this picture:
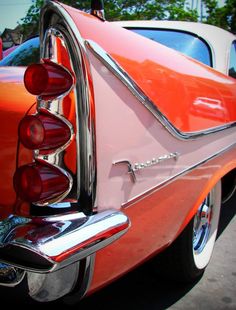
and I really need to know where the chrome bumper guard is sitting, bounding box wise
[0,210,130,273]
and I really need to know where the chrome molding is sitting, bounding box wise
[32,28,75,206]
[114,160,137,183]
[91,9,105,20]
[63,254,95,305]
[27,261,80,302]
[0,210,130,273]
[86,40,236,141]
[90,0,105,20]
[122,141,236,208]
[27,254,95,303]
[40,1,97,213]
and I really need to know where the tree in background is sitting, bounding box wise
[20,0,44,39]
[19,0,236,40]
[203,0,236,33]
[20,0,198,39]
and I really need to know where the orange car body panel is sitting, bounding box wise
[54,3,236,294]
[0,67,35,217]
[64,4,236,133]
[88,147,236,294]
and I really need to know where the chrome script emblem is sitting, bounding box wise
[114,152,180,182]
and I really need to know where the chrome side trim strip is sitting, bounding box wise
[122,141,236,208]
[86,40,236,141]
[0,210,130,273]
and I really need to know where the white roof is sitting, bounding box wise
[112,20,236,75]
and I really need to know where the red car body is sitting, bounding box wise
[0,0,236,304]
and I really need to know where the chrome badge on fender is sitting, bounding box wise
[114,152,180,182]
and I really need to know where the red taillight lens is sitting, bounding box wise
[24,62,73,96]
[19,113,71,150]
[13,162,70,203]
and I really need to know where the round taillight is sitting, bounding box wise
[18,113,71,150]
[13,162,70,204]
[24,62,73,97]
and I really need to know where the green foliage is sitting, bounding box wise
[20,0,44,38]
[19,0,235,40]
[203,0,236,33]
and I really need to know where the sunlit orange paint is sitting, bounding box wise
[63,3,236,133]
[88,146,236,294]
[0,67,35,218]
[53,3,236,294]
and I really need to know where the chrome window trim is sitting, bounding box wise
[228,40,236,78]
[86,39,236,141]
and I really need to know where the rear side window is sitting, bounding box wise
[129,28,212,67]
[229,41,236,79]
[0,37,40,67]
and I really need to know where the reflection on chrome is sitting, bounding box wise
[0,210,130,273]
[0,263,25,287]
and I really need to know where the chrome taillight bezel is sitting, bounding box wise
[37,18,96,213]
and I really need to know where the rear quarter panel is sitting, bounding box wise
[57,5,236,292]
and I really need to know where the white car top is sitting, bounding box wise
[113,20,236,76]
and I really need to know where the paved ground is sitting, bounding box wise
[1,193,236,308]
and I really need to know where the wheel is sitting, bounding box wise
[163,180,222,282]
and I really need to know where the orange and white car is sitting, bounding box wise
[0,0,235,304]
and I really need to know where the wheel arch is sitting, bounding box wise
[177,161,236,239]
[221,168,236,204]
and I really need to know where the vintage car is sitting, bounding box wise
[0,38,19,60]
[0,0,236,304]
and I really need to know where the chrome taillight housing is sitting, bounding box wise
[14,58,74,205]
[14,24,96,211]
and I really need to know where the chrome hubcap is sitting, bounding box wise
[193,195,212,254]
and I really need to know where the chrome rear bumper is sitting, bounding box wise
[0,209,130,273]
[0,209,130,302]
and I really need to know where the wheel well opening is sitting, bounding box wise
[221,169,236,204]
